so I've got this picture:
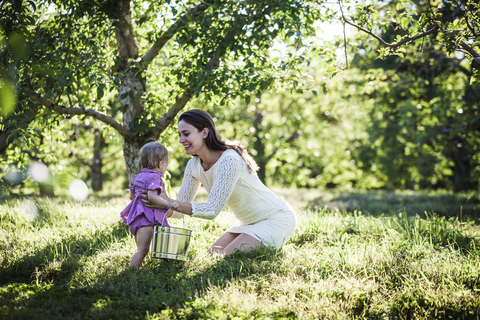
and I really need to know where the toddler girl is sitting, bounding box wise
[120,141,178,268]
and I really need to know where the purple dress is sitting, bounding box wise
[120,168,170,236]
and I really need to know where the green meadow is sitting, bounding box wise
[1,190,479,319]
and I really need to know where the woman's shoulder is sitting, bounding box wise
[216,149,241,162]
[218,149,246,168]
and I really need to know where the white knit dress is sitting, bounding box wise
[173,149,297,249]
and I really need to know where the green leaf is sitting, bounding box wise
[97,87,104,100]
[400,17,410,30]
[1,81,16,116]
[312,90,317,97]
[58,78,67,88]
[326,67,336,72]
[138,15,148,25]
[470,74,479,85]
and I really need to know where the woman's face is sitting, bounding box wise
[178,120,207,155]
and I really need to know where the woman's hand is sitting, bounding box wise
[142,189,193,217]
[141,190,178,210]
[140,190,152,205]
[141,190,165,209]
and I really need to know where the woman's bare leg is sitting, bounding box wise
[207,232,240,254]
[129,226,154,268]
[208,232,263,256]
[222,233,263,256]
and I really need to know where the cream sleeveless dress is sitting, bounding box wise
[173,149,297,248]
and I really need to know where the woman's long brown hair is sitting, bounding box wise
[178,109,259,174]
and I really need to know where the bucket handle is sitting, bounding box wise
[161,206,185,231]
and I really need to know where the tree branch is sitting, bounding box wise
[142,3,209,64]
[459,40,480,58]
[465,12,479,38]
[337,2,349,69]
[157,88,194,132]
[156,5,277,134]
[25,87,131,138]
[343,18,440,49]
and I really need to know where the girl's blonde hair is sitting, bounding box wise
[138,142,168,170]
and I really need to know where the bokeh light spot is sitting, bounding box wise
[20,200,39,222]
[69,179,89,201]
[4,166,23,184]
[28,162,50,183]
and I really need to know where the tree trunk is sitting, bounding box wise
[91,130,104,191]
[252,110,267,184]
[123,137,139,185]
[453,146,472,191]
[113,0,146,185]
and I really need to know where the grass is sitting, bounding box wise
[0,190,479,319]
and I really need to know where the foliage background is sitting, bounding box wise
[1,0,479,195]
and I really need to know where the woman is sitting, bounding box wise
[146,109,296,256]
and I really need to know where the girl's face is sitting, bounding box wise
[157,155,169,174]
[178,120,208,155]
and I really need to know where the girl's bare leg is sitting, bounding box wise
[207,232,240,254]
[129,226,154,268]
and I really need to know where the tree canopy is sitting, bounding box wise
[1,0,479,192]
[1,0,325,183]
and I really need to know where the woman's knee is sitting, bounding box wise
[208,232,240,253]
[222,233,263,255]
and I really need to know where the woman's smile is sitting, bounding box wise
[178,120,205,155]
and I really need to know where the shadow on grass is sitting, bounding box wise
[0,220,130,286]
[307,190,480,221]
[0,246,286,319]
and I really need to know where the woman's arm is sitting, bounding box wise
[187,154,243,220]
[147,190,179,209]
[175,159,201,203]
